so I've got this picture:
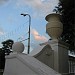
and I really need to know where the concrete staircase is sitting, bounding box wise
[3,53,61,75]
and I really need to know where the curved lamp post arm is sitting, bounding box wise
[21,13,31,54]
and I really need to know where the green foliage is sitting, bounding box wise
[0,39,14,69]
[0,48,5,69]
[54,0,75,51]
[2,39,14,55]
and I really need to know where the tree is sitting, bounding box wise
[0,48,5,69]
[53,0,75,51]
[2,39,14,55]
[0,39,14,70]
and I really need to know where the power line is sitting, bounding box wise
[0,20,29,43]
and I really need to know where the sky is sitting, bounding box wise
[0,0,59,53]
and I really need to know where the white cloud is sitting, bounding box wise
[0,27,5,35]
[0,0,9,5]
[31,28,48,41]
[16,0,59,17]
[0,31,4,35]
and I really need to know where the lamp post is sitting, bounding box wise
[21,13,31,54]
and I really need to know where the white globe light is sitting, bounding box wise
[12,42,25,53]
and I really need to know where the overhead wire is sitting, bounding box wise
[0,20,29,43]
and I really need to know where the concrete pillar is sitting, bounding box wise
[45,13,69,74]
[49,40,69,74]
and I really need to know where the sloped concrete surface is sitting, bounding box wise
[3,53,61,75]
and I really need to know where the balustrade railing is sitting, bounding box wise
[68,56,75,75]
[62,73,75,75]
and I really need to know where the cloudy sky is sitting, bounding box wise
[0,0,58,53]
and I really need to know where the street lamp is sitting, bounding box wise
[21,13,31,54]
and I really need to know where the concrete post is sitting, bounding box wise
[45,13,69,74]
[49,40,69,74]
